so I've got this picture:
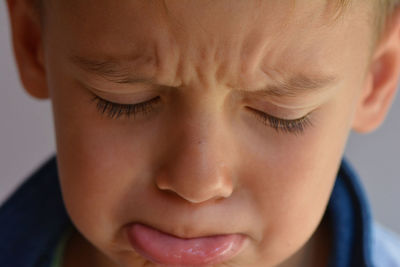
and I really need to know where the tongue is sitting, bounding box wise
[127,223,245,266]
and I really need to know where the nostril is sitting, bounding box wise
[155,176,173,191]
[155,175,234,204]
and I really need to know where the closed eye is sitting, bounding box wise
[90,95,161,119]
[246,107,313,135]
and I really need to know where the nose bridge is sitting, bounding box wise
[155,113,235,203]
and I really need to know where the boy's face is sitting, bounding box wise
[39,0,373,266]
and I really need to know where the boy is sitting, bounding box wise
[1,0,400,266]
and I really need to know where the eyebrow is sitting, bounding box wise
[249,73,338,97]
[71,55,338,97]
[71,56,151,84]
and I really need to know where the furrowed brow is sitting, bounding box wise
[248,73,338,97]
[71,56,338,97]
[71,56,154,84]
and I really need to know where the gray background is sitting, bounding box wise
[1,5,399,234]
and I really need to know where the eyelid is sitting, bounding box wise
[90,94,161,119]
[240,89,324,114]
[246,106,314,135]
[87,84,161,103]
[246,106,310,122]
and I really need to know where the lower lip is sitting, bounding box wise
[126,223,246,266]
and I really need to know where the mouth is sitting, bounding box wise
[126,223,247,266]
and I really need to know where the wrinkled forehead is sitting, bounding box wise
[44,0,372,89]
[49,0,363,47]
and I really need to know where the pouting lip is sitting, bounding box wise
[124,221,247,240]
[126,223,249,267]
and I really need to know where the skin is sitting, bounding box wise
[6,0,400,266]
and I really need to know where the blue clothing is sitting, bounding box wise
[0,154,399,267]
[327,160,400,266]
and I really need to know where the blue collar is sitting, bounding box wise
[0,155,374,267]
[0,155,70,267]
[327,157,374,267]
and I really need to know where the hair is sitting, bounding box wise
[368,0,400,46]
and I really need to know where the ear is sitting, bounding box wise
[352,7,400,133]
[6,0,48,99]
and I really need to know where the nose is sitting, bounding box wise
[155,117,235,204]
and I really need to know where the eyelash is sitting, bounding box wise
[91,96,313,135]
[247,107,313,135]
[91,95,161,119]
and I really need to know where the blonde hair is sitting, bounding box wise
[369,0,400,44]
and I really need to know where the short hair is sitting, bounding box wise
[366,0,400,47]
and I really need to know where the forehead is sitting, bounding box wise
[45,0,372,90]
